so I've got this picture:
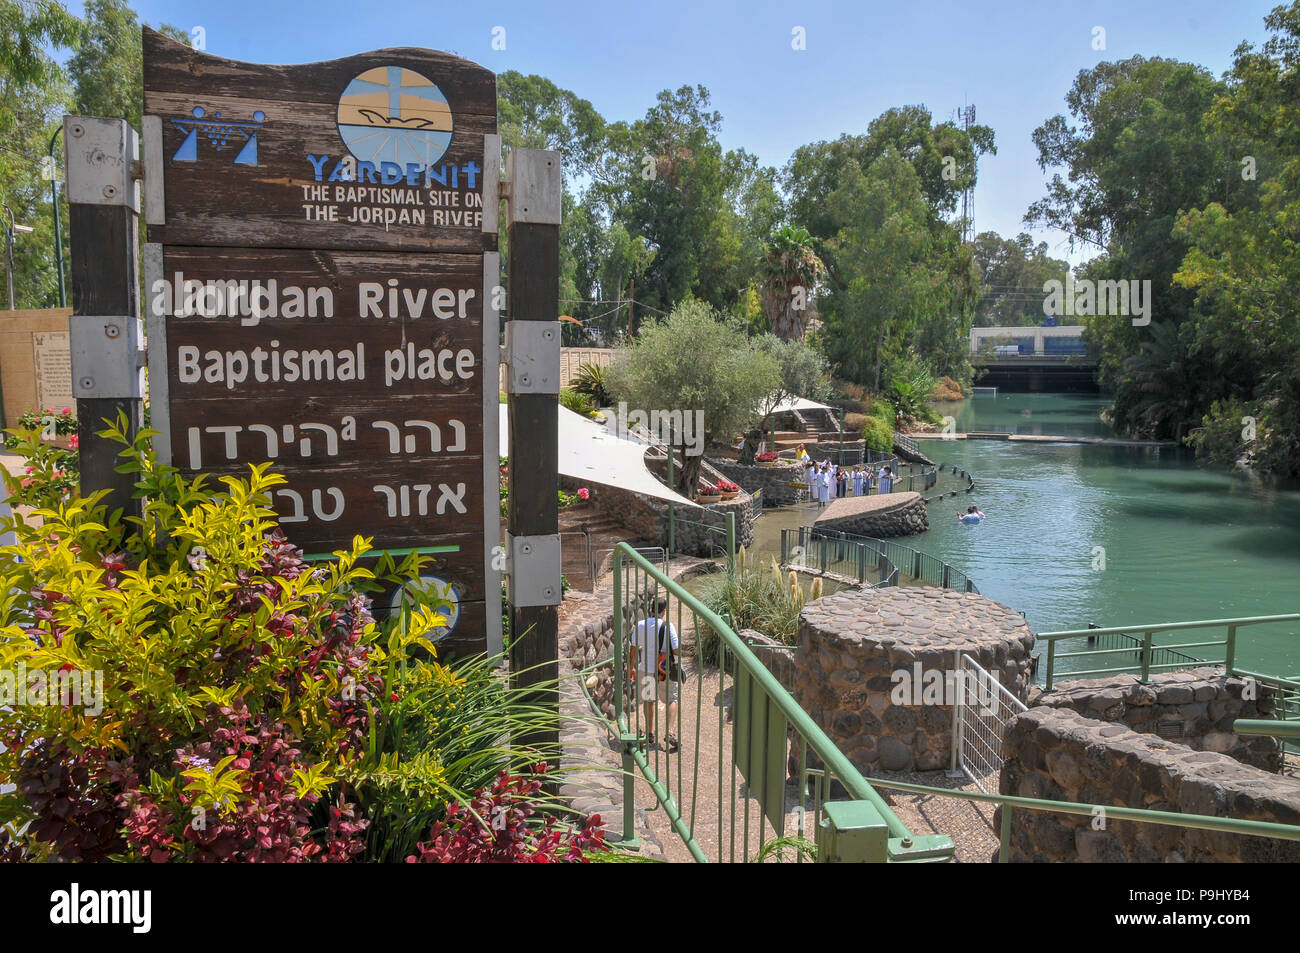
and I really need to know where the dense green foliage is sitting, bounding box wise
[970,232,1070,327]
[1027,3,1300,473]
[696,549,817,664]
[784,108,992,394]
[0,420,579,862]
[604,299,780,492]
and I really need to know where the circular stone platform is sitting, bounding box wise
[795,587,1035,772]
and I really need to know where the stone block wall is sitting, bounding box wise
[1033,669,1280,771]
[591,482,756,558]
[811,492,929,539]
[709,460,806,505]
[999,707,1300,862]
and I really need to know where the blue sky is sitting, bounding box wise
[128,0,1279,263]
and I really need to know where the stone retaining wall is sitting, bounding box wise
[1033,669,1280,772]
[709,460,806,505]
[999,707,1300,862]
[811,491,928,539]
[591,483,756,558]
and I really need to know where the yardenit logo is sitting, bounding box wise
[336,66,454,168]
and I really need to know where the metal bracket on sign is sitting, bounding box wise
[64,116,140,212]
[70,316,145,399]
[505,532,562,607]
[503,321,561,394]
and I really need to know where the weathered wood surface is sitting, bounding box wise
[143,29,496,253]
[143,31,498,654]
[68,202,143,518]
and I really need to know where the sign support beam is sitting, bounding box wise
[505,148,562,754]
[64,116,144,521]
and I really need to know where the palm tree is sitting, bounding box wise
[761,225,825,341]
[1117,321,1203,441]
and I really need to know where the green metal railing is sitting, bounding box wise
[1036,614,1300,689]
[603,543,955,862]
[856,773,1300,863]
[782,526,978,594]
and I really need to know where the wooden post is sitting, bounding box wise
[64,117,143,520]
[506,148,562,756]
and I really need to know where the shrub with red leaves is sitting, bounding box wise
[14,741,125,861]
[406,766,607,863]
[118,702,368,863]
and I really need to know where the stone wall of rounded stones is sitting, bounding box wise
[1031,669,1280,772]
[795,588,1035,773]
[709,460,806,505]
[591,483,756,557]
[559,594,618,721]
[811,493,928,539]
[998,707,1300,862]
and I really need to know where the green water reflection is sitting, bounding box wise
[745,393,1300,677]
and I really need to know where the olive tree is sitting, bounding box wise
[605,298,779,494]
[737,335,829,463]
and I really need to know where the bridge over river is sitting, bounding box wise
[970,325,1099,392]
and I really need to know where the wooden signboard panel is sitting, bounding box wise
[143,30,495,253]
[142,30,500,655]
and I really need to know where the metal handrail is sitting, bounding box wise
[1233,719,1300,740]
[1037,614,1300,689]
[783,526,979,594]
[856,773,1300,863]
[611,542,954,862]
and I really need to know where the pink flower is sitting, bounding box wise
[61,408,71,415]
[68,435,79,449]
[577,487,589,501]
[20,478,33,489]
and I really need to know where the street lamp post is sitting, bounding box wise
[3,206,35,310]
[47,127,67,308]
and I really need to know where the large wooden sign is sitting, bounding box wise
[142,29,500,656]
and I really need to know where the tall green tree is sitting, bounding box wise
[970,231,1070,327]
[604,298,780,493]
[760,225,824,341]
[736,334,828,463]
[785,106,991,393]
[0,0,82,310]
[604,86,730,324]
[1172,2,1300,474]
[1026,55,1230,438]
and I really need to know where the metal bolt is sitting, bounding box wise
[900,837,913,848]
[102,185,117,199]
[105,323,120,338]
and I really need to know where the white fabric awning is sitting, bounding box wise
[768,394,834,414]
[498,405,700,508]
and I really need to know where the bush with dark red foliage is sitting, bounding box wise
[117,702,368,862]
[406,766,607,863]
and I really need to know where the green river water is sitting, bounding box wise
[748,392,1300,679]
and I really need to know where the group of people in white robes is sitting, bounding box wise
[796,445,895,507]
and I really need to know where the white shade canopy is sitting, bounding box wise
[498,405,700,509]
[768,394,834,414]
